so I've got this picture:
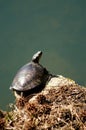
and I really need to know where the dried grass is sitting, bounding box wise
[0,83,86,130]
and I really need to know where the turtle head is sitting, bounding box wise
[32,51,42,63]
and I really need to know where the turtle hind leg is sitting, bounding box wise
[14,91,24,99]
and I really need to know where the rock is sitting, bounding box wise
[46,75,76,88]
[1,76,86,130]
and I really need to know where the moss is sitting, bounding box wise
[0,77,86,129]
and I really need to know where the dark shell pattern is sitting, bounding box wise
[10,51,48,92]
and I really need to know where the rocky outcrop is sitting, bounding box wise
[0,76,86,130]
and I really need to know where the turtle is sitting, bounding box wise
[10,51,50,98]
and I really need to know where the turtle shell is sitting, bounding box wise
[10,61,46,91]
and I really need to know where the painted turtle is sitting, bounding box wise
[10,51,49,98]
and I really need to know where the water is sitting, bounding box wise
[0,0,86,110]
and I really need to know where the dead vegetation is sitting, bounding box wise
[0,77,86,130]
